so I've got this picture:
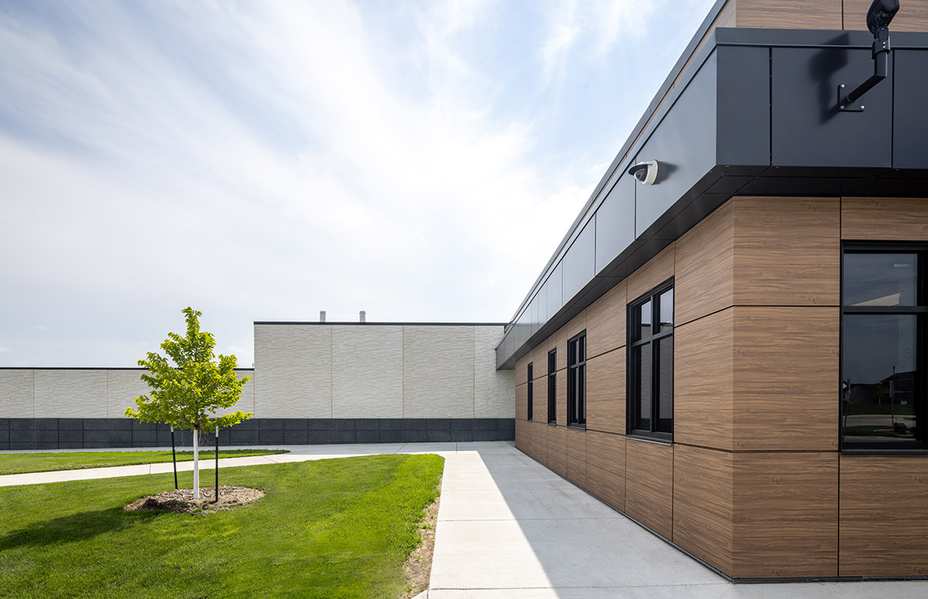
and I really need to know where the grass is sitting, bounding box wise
[0,454,444,599]
[0,449,289,475]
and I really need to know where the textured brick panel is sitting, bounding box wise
[254,325,332,418]
[403,326,475,418]
[331,325,403,418]
[35,370,106,418]
[474,326,514,418]
[106,370,149,418]
[0,369,34,417]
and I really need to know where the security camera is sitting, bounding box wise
[867,0,899,36]
[628,160,660,185]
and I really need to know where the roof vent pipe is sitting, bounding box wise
[319,310,326,323]
[359,310,366,323]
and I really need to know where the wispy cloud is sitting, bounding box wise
[0,0,716,366]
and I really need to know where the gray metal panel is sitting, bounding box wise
[594,174,635,273]
[716,45,770,167]
[771,46,892,168]
[893,50,928,170]
[562,218,596,301]
[635,51,718,237]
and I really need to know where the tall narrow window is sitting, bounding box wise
[547,349,557,423]
[527,362,534,421]
[628,280,674,440]
[567,332,587,426]
[842,245,927,450]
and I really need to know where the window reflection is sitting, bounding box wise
[638,300,652,341]
[658,289,674,332]
[843,314,919,447]
[844,253,917,307]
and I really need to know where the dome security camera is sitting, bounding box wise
[628,160,660,185]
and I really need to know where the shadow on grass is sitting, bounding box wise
[0,507,164,552]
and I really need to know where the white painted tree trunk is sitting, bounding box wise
[192,427,200,499]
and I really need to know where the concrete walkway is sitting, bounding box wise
[2,442,927,598]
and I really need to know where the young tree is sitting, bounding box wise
[127,307,251,499]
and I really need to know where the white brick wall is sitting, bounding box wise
[253,325,332,417]
[253,323,512,419]
[332,325,403,418]
[0,368,255,419]
[0,369,34,417]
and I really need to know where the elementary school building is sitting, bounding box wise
[3,0,928,584]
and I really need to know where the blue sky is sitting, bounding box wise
[0,0,716,366]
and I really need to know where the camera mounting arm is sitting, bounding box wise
[838,0,899,112]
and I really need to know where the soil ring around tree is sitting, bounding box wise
[125,486,264,514]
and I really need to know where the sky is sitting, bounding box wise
[0,0,717,367]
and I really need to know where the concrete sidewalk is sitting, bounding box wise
[425,443,928,599]
[2,441,927,597]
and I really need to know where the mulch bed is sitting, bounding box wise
[125,486,264,514]
[403,494,440,598]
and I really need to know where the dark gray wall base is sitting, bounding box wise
[0,418,515,450]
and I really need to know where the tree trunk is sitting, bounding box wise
[192,426,200,499]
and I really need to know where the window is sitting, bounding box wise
[842,245,927,451]
[527,362,534,421]
[628,280,674,440]
[567,332,587,426]
[547,349,557,423]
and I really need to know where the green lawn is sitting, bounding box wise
[0,454,443,599]
[0,449,289,475]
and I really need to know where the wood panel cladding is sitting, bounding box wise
[586,431,626,512]
[586,281,626,359]
[732,452,838,579]
[566,427,588,488]
[842,197,928,240]
[732,306,839,451]
[674,308,734,450]
[556,365,567,426]
[734,0,842,29]
[627,244,675,303]
[554,312,587,371]
[673,444,734,574]
[676,201,734,326]
[840,455,928,577]
[626,438,674,540]
[531,367,547,424]
[586,348,625,434]
[844,0,928,32]
[733,197,840,307]
[545,425,569,477]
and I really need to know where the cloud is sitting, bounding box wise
[0,1,596,366]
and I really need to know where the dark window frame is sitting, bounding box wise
[547,349,557,424]
[840,241,928,453]
[627,278,674,442]
[526,362,534,421]
[567,331,587,427]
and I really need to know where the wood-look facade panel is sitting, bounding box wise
[673,444,734,575]
[586,348,625,435]
[734,0,843,29]
[627,244,675,304]
[732,307,839,451]
[566,427,588,488]
[586,281,626,359]
[675,200,734,326]
[733,197,840,307]
[674,308,734,451]
[586,430,624,474]
[843,0,928,32]
[840,455,928,577]
[842,197,928,241]
[626,438,674,540]
[732,452,839,579]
